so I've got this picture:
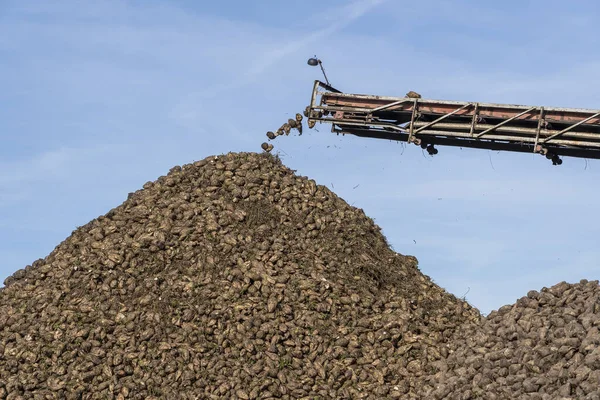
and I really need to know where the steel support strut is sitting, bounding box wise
[413,103,473,134]
[475,107,536,138]
[542,111,600,144]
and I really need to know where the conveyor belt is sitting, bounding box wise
[305,80,600,164]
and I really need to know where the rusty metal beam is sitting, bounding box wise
[321,93,600,125]
[410,121,600,140]
[415,129,600,148]
[315,116,600,148]
[322,118,598,148]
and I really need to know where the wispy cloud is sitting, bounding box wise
[244,0,387,77]
[184,0,388,100]
[0,145,120,207]
[168,0,388,133]
[0,148,72,186]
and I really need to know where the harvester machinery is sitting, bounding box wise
[305,80,600,165]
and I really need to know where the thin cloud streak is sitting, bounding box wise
[244,0,387,77]
[0,145,119,187]
[169,0,388,129]
[195,0,388,99]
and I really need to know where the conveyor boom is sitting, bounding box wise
[305,80,600,164]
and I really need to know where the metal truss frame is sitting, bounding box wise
[306,80,600,161]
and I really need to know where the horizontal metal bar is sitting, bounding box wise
[317,116,600,141]
[414,129,600,148]
[314,115,600,147]
[342,127,600,160]
[315,103,600,133]
[411,121,600,140]
[315,114,600,148]
[318,83,600,114]
[321,94,600,125]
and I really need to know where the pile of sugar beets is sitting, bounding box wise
[0,151,599,399]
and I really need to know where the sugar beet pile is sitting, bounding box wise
[0,152,599,399]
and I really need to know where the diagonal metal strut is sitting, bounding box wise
[475,107,536,138]
[413,103,472,134]
[542,111,600,143]
[370,99,411,113]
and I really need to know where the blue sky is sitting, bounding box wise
[1,0,599,314]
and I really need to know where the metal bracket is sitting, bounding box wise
[533,107,545,152]
[407,98,418,143]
